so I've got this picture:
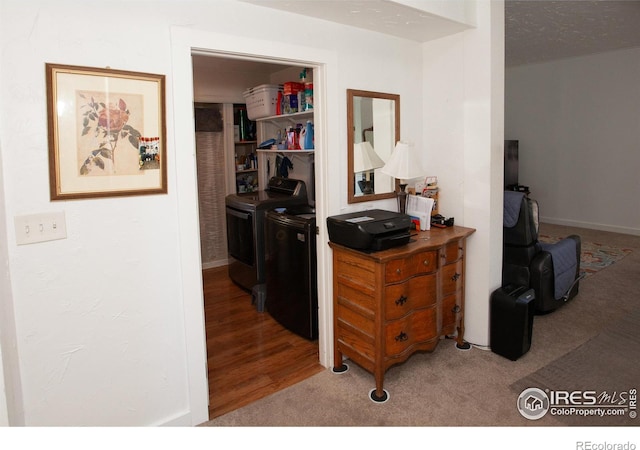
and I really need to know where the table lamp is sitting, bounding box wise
[353,141,385,195]
[380,141,425,214]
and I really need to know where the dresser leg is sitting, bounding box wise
[369,388,389,403]
[332,363,349,373]
[455,318,471,350]
[369,372,389,403]
[332,349,349,373]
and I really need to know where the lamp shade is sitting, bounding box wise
[353,141,385,173]
[380,141,425,181]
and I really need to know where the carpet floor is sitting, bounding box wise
[539,233,633,277]
[204,223,639,429]
[511,307,640,426]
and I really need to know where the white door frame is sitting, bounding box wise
[170,26,336,425]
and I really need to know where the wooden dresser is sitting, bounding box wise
[329,226,475,402]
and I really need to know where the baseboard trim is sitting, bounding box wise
[153,410,195,426]
[540,216,640,236]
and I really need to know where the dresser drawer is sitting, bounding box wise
[336,278,376,316]
[384,273,437,321]
[442,240,464,264]
[385,250,437,283]
[441,260,463,297]
[441,293,461,334]
[384,307,438,357]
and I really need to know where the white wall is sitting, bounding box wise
[0,140,20,427]
[505,47,640,235]
[0,23,24,429]
[422,0,504,346]
[0,0,501,425]
[169,17,428,424]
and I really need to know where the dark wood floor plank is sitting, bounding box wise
[203,266,323,419]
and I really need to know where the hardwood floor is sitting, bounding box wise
[203,266,323,419]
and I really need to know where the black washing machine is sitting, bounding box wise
[264,205,317,340]
[225,177,308,291]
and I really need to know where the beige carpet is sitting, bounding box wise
[204,223,639,427]
[539,233,633,277]
[511,307,640,426]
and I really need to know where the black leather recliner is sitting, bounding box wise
[502,191,583,313]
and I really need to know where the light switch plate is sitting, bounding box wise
[15,212,67,245]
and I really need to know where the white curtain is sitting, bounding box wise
[196,131,227,267]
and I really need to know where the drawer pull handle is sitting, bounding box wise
[451,272,461,281]
[395,295,408,306]
[423,259,429,266]
[452,305,461,313]
[396,268,401,275]
[395,332,408,342]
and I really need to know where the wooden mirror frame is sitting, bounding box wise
[347,89,400,204]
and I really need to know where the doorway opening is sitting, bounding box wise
[191,51,325,419]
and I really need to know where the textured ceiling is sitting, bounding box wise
[506,0,640,66]
[194,0,640,73]
[240,0,471,42]
[239,1,640,67]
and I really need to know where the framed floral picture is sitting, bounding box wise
[46,63,167,200]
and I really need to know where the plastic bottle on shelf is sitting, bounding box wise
[298,69,307,112]
[300,120,314,150]
[287,127,300,150]
[302,68,313,111]
[299,124,307,149]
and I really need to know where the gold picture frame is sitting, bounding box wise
[46,63,167,200]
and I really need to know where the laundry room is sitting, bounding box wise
[192,55,315,265]
[191,54,321,417]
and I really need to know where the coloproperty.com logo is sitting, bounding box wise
[517,387,637,420]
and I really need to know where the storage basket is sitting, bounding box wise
[243,84,282,120]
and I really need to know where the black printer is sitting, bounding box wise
[326,209,412,251]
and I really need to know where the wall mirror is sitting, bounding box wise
[347,89,400,203]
